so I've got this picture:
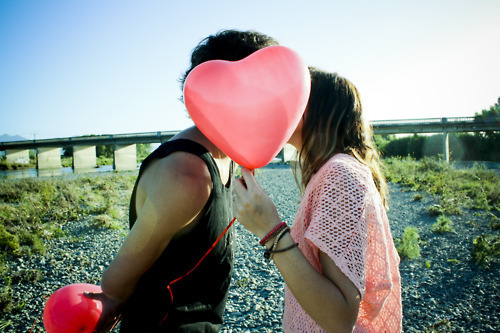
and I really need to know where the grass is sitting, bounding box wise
[384,156,499,213]
[0,158,36,171]
[0,172,135,317]
[385,156,499,266]
[0,173,135,257]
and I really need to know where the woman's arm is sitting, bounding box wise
[233,168,360,332]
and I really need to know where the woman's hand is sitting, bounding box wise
[83,292,123,332]
[233,168,282,239]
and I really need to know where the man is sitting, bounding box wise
[86,30,279,332]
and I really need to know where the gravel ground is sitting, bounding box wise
[1,165,499,332]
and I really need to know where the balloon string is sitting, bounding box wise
[30,294,50,333]
[159,216,237,325]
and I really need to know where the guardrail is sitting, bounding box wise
[0,131,180,150]
[371,116,500,134]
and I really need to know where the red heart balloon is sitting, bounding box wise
[184,45,310,169]
[43,283,103,333]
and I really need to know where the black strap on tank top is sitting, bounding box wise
[128,138,236,326]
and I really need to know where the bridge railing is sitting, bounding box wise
[1,116,499,171]
[370,117,477,125]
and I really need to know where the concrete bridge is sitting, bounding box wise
[1,117,499,171]
[0,131,180,171]
[371,116,500,162]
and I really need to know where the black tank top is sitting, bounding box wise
[120,139,234,332]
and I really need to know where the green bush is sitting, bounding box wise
[428,204,443,216]
[91,214,123,230]
[0,286,13,313]
[396,226,421,260]
[424,318,453,332]
[472,234,500,268]
[96,156,113,166]
[0,225,20,257]
[412,193,424,201]
[11,269,43,284]
[432,215,455,233]
[489,213,500,230]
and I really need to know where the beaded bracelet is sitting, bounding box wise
[265,227,290,260]
[259,222,287,246]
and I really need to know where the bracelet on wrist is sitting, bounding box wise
[264,227,292,260]
[259,222,287,246]
[264,243,299,260]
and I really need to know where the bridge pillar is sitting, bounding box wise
[441,118,450,163]
[6,149,30,164]
[37,147,62,169]
[114,144,137,171]
[73,146,97,170]
[443,130,450,163]
[283,144,298,162]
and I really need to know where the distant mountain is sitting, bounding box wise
[0,134,28,142]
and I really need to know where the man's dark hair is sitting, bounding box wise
[179,29,279,98]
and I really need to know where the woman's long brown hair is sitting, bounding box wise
[294,68,389,207]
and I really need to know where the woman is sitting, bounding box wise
[233,68,402,332]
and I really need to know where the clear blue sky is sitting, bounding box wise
[1,0,499,140]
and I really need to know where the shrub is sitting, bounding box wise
[0,286,13,313]
[412,193,423,201]
[0,225,20,257]
[97,156,113,166]
[11,269,43,284]
[18,229,46,255]
[91,215,122,230]
[428,204,443,216]
[489,213,500,230]
[396,226,421,260]
[472,234,500,268]
[424,318,453,332]
[432,215,455,233]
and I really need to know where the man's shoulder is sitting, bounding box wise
[143,151,212,194]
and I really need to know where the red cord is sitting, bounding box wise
[159,216,236,324]
[30,294,50,332]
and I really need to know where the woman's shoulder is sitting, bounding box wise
[316,153,370,180]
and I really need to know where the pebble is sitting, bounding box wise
[1,165,498,332]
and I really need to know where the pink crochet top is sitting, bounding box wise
[283,154,402,332]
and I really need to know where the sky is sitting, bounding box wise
[1,0,499,140]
